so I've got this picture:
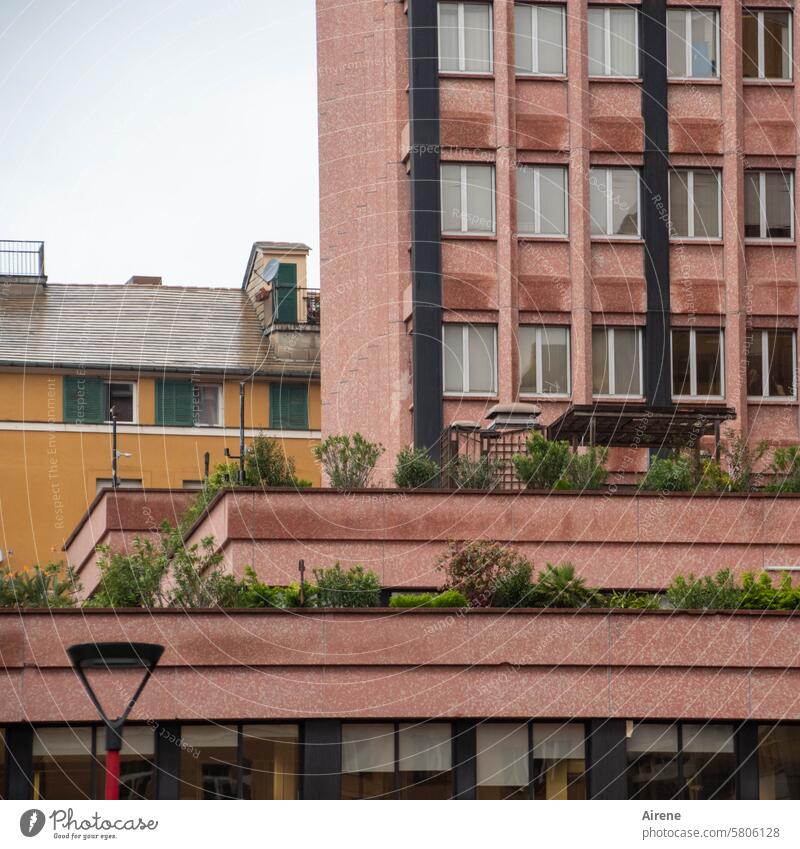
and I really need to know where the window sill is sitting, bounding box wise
[443,393,499,400]
[743,78,793,87]
[593,396,645,402]
[668,77,721,86]
[516,73,567,82]
[517,234,569,243]
[669,238,723,246]
[439,71,494,80]
[744,238,795,247]
[441,232,497,241]
[590,236,643,244]
[673,397,726,404]
[520,393,571,401]
[588,75,641,84]
[747,397,799,405]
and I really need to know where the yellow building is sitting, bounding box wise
[0,240,320,572]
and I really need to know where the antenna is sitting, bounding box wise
[257,258,280,285]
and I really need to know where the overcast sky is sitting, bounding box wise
[0,0,319,288]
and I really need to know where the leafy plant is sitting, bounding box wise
[451,455,503,490]
[167,535,230,608]
[438,540,531,607]
[245,434,297,487]
[665,569,741,610]
[766,446,800,493]
[492,561,535,607]
[313,563,381,607]
[513,433,570,490]
[738,571,800,611]
[722,434,768,492]
[0,562,80,608]
[88,538,169,608]
[429,589,468,608]
[179,462,240,533]
[640,454,695,492]
[565,446,609,490]
[606,591,661,610]
[394,446,439,489]
[530,563,599,608]
[390,592,435,608]
[313,433,384,489]
[694,458,732,492]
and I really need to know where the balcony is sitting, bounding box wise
[263,286,321,363]
[0,240,46,285]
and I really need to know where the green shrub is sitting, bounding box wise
[0,562,80,608]
[531,563,599,608]
[389,592,435,608]
[766,446,800,493]
[245,434,296,487]
[665,569,741,610]
[565,446,608,490]
[451,455,503,490]
[179,462,240,533]
[492,561,535,607]
[429,589,468,608]
[394,446,439,489]
[513,433,570,489]
[438,540,531,607]
[292,478,313,488]
[313,563,381,607]
[722,435,768,492]
[695,458,732,492]
[606,591,661,609]
[313,433,384,489]
[738,571,800,611]
[88,538,170,608]
[640,455,695,492]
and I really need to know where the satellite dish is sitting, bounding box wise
[258,258,280,284]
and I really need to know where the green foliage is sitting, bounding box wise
[513,433,570,489]
[167,535,232,608]
[640,454,695,492]
[492,561,535,607]
[722,434,768,492]
[695,458,732,492]
[739,571,800,611]
[451,455,503,490]
[292,478,313,488]
[766,446,800,493]
[179,462,240,533]
[313,563,381,607]
[88,538,169,608]
[565,446,609,490]
[530,563,599,609]
[606,591,661,609]
[394,445,439,489]
[245,434,296,487]
[429,589,468,608]
[438,540,532,607]
[665,569,741,610]
[0,562,80,608]
[313,433,385,489]
[390,592,435,608]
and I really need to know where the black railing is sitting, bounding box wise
[301,290,320,325]
[0,240,45,278]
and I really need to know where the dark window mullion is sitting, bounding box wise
[527,720,535,800]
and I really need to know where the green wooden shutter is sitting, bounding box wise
[270,383,308,430]
[63,376,104,423]
[274,263,298,323]
[155,379,194,426]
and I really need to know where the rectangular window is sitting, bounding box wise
[476,722,586,799]
[105,382,135,423]
[592,326,643,397]
[342,722,453,799]
[758,725,800,799]
[743,9,792,80]
[241,724,300,800]
[588,6,639,76]
[672,328,724,398]
[438,2,493,73]
[519,325,571,395]
[63,376,136,424]
[193,384,222,426]
[747,329,796,398]
[515,4,566,75]
[667,8,719,78]
[516,164,568,235]
[441,162,495,234]
[744,171,794,239]
[443,323,497,394]
[669,169,721,239]
[589,167,640,237]
[155,379,194,426]
[269,383,309,430]
[32,727,98,800]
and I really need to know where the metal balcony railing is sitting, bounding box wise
[0,240,45,278]
[302,289,320,325]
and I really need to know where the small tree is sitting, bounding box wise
[438,540,531,608]
[451,455,503,490]
[394,445,439,489]
[565,446,609,489]
[313,433,384,489]
[766,446,800,493]
[88,538,170,608]
[531,563,600,608]
[313,563,381,607]
[245,434,297,487]
[721,433,768,492]
[513,433,570,489]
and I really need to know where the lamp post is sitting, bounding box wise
[67,642,164,800]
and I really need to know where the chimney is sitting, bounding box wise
[125,275,162,286]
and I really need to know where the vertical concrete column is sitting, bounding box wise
[566,0,593,404]
[302,719,342,799]
[721,2,748,436]
[154,721,181,799]
[586,718,628,799]
[494,0,519,402]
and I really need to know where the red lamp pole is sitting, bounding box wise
[105,749,121,800]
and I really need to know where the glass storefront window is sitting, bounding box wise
[682,724,736,800]
[759,725,800,799]
[0,729,5,799]
[241,724,299,800]
[342,723,395,799]
[119,727,156,800]
[32,727,98,800]
[476,724,529,799]
[627,723,681,800]
[532,723,586,799]
[398,723,452,799]
[179,726,238,800]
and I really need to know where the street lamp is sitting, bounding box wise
[66,642,164,800]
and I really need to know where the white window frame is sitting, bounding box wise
[667,8,720,80]
[748,329,797,399]
[438,1,494,74]
[515,3,567,76]
[745,9,793,81]
[519,325,571,397]
[669,169,722,240]
[745,170,795,241]
[441,163,496,235]
[192,382,223,427]
[443,324,498,396]
[590,167,641,238]
[593,327,644,398]
[588,6,640,78]
[104,380,137,424]
[517,164,569,236]
[671,328,725,400]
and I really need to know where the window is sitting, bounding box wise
[588,7,639,76]
[667,8,719,78]
[589,167,640,237]
[269,383,309,430]
[342,723,453,799]
[105,382,134,422]
[438,2,493,73]
[95,478,142,493]
[672,328,724,398]
[517,165,568,235]
[63,376,136,424]
[758,724,800,799]
[476,722,586,799]
[441,163,495,234]
[180,724,299,800]
[745,171,794,239]
[669,169,721,239]
[155,379,194,426]
[627,722,736,800]
[747,329,796,398]
[515,4,566,75]
[519,325,570,395]
[443,324,497,394]
[193,384,222,426]
[592,326,643,397]
[743,9,792,80]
